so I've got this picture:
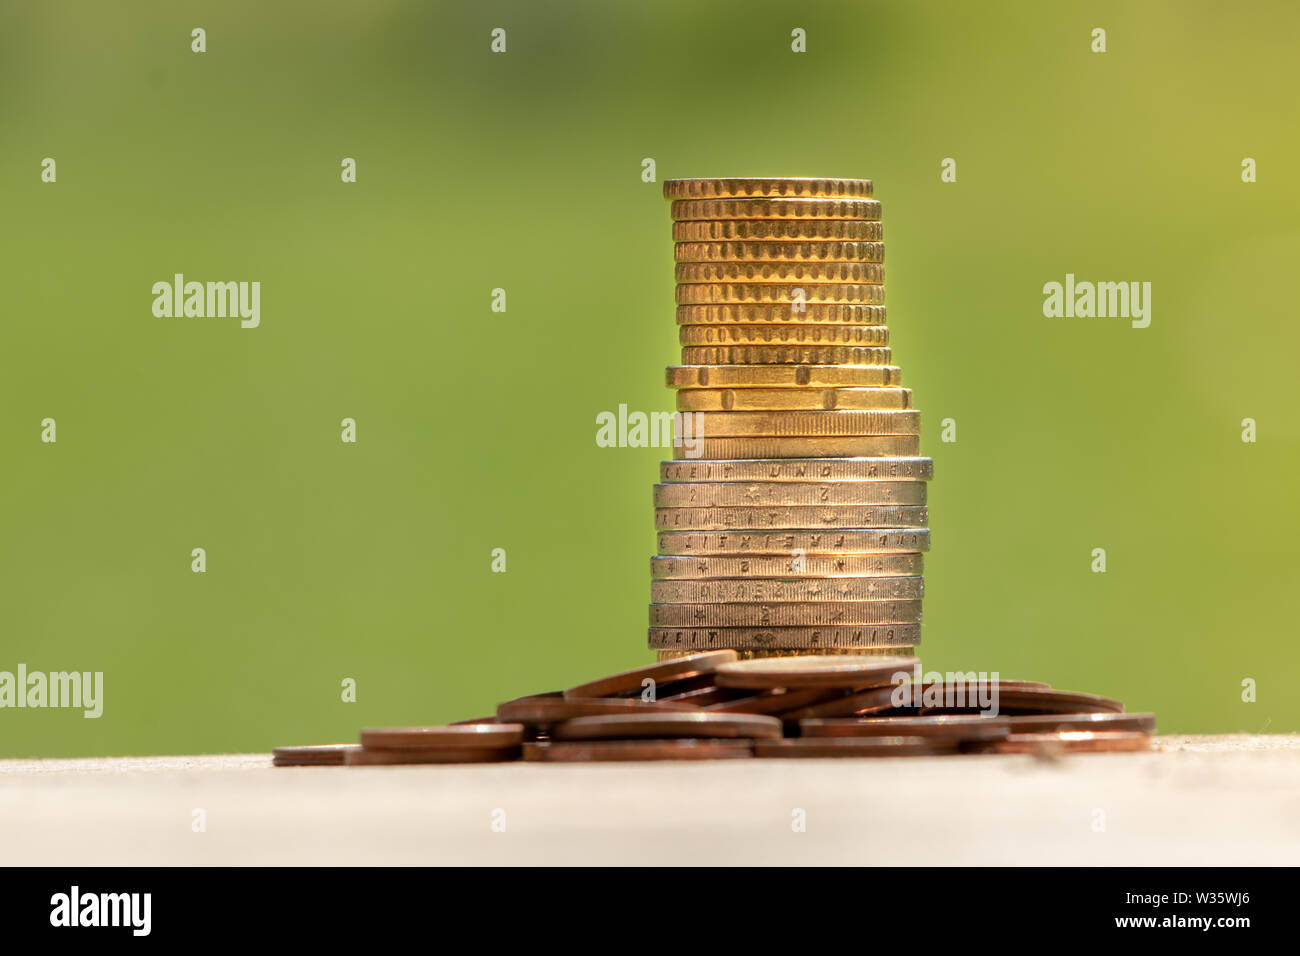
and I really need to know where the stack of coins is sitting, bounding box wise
[273,651,1157,766]
[652,178,931,660]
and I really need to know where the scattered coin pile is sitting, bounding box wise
[654,177,930,660]
[272,651,1156,766]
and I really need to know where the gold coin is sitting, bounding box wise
[651,553,925,579]
[676,283,885,305]
[689,409,920,437]
[660,457,934,482]
[654,505,928,531]
[678,326,890,348]
[671,198,882,221]
[673,219,884,242]
[680,346,893,365]
[662,178,873,200]
[675,261,885,284]
[677,435,921,458]
[651,576,924,603]
[667,364,901,388]
[649,601,923,627]
[675,241,885,263]
[656,528,931,555]
[657,645,917,660]
[676,386,911,411]
[677,303,887,326]
[653,481,926,507]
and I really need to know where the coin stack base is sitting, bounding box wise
[651,178,931,660]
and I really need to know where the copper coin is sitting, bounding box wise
[898,684,1124,715]
[523,739,754,762]
[715,654,918,690]
[345,746,521,765]
[564,650,738,699]
[658,684,748,708]
[754,736,957,758]
[496,692,698,726]
[360,723,525,750]
[551,712,782,741]
[271,744,360,767]
[989,731,1152,754]
[989,712,1156,734]
[704,686,847,716]
[784,682,1117,720]
[798,715,1013,743]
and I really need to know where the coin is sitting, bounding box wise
[495,692,699,726]
[673,219,884,242]
[651,576,924,603]
[654,481,926,508]
[798,716,1019,741]
[651,553,925,579]
[345,746,521,765]
[798,712,1155,738]
[661,457,933,482]
[649,624,922,650]
[677,436,922,459]
[676,284,885,305]
[523,739,754,762]
[989,731,1152,754]
[656,528,930,554]
[668,365,902,389]
[715,654,919,689]
[887,683,1124,715]
[654,505,929,531]
[675,240,885,263]
[676,261,885,284]
[663,178,873,200]
[753,737,956,758]
[670,198,883,221]
[657,684,747,708]
[688,410,920,437]
[551,712,783,741]
[271,744,360,767]
[563,649,738,700]
[680,346,893,366]
[676,303,887,325]
[678,325,891,347]
[649,601,923,627]
[360,724,525,750]
[676,386,911,410]
[702,686,845,715]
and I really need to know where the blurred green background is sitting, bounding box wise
[2,0,1297,757]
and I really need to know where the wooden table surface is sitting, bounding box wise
[2,734,1296,865]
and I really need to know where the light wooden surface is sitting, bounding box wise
[1,735,1296,865]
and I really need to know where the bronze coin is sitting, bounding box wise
[360,723,525,750]
[715,654,918,690]
[658,684,748,708]
[704,686,847,716]
[798,715,1013,743]
[345,746,521,765]
[753,736,957,758]
[781,685,904,719]
[563,650,738,699]
[271,744,359,767]
[551,711,782,741]
[497,692,698,725]
[988,731,1152,754]
[989,712,1156,734]
[523,739,754,762]
[897,684,1124,715]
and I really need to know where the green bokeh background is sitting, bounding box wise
[2,1,1297,757]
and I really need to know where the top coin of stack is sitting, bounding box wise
[652,177,931,661]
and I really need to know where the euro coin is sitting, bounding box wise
[667,364,902,389]
[648,600,923,626]
[670,198,882,221]
[674,240,885,263]
[714,654,919,689]
[650,553,925,579]
[679,346,892,365]
[676,303,887,325]
[653,480,926,507]
[663,177,873,200]
[675,283,885,305]
[675,261,884,284]
[650,576,925,603]
[649,625,922,650]
[550,712,782,741]
[688,409,920,436]
[655,528,931,554]
[676,386,911,410]
[660,457,933,482]
[673,219,883,242]
[677,325,890,347]
[677,436,921,458]
[654,505,929,530]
